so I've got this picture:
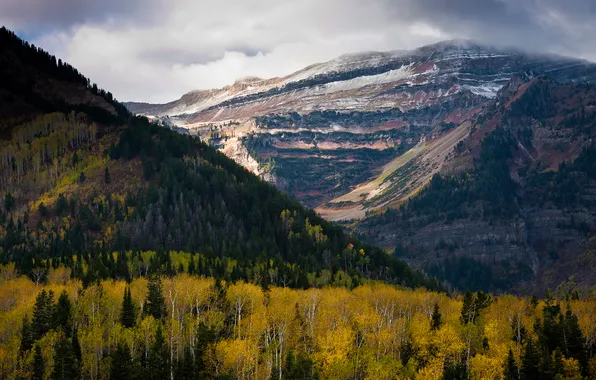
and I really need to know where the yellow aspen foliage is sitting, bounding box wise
[433,324,465,362]
[364,355,403,380]
[314,325,354,378]
[47,266,72,285]
[226,281,266,340]
[410,313,432,358]
[469,354,502,380]
[561,357,583,380]
[1,272,596,379]
[415,357,444,380]
[215,339,259,379]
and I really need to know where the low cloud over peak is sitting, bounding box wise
[3,0,595,103]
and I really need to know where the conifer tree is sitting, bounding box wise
[562,304,586,369]
[120,287,137,328]
[4,192,15,212]
[32,290,54,340]
[144,276,166,320]
[551,347,564,378]
[20,314,34,352]
[104,167,111,184]
[187,256,196,275]
[460,291,491,325]
[53,291,72,335]
[431,302,442,331]
[503,349,518,380]
[521,339,541,379]
[260,264,270,292]
[174,344,196,380]
[51,335,80,380]
[116,251,130,281]
[32,343,45,380]
[195,322,216,379]
[460,291,475,324]
[283,350,295,380]
[147,325,169,380]
[110,341,133,380]
[72,328,82,363]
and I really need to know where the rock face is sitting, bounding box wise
[126,40,596,210]
[359,76,596,293]
[127,40,596,293]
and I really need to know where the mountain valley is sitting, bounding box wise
[127,41,596,293]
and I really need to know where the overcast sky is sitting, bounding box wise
[2,0,595,103]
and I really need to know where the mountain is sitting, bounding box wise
[5,27,596,380]
[126,40,596,211]
[0,26,434,289]
[126,40,596,293]
[357,75,596,293]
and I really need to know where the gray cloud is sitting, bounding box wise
[1,0,595,102]
[0,0,165,32]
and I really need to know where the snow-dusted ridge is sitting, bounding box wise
[125,39,596,122]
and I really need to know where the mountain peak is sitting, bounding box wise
[234,76,266,85]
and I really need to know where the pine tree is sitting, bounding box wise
[284,350,315,380]
[260,265,270,292]
[120,287,137,328]
[104,167,111,184]
[32,290,54,340]
[79,171,86,183]
[51,335,80,380]
[195,322,216,379]
[147,325,169,380]
[72,328,82,363]
[562,304,586,370]
[4,192,15,212]
[110,342,133,380]
[144,276,166,320]
[174,344,196,380]
[283,349,295,380]
[53,291,72,335]
[460,291,492,325]
[187,256,196,275]
[20,314,34,352]
[521,339,541,379]
[460,290,475,324]
[431,302,442,331]
[551,347,564,378]
[32,343,45,380]
[503,349,518,380]
[115,251,130,281]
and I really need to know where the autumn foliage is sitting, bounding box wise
[1,267,595,379]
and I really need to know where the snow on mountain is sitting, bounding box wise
[126,40,596,124]
[123,39,596,224]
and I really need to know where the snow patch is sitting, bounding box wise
[464,83,504,98]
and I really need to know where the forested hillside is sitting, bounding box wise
[0,27,435,291]
[1,267,595,379]
[3,24,596,380]
[359,76,596,293]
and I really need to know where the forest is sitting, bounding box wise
[0,25,439,293]
[359,78,596,292]
[3,22,596,380]
[1,266,596,379]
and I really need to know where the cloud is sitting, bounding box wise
[0,0,164,33]
[2,0,595,102]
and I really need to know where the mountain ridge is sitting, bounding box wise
[0,26,435,291]
[125,38,596,293]
[126,40,596,120]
